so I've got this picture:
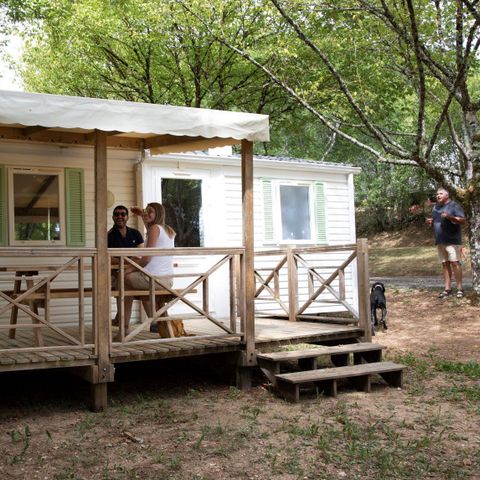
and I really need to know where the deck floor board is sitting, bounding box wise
[0,317,363,371]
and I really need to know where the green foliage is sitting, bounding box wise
[440,384,480,403]
[6,0,293,117]
[393,352,433,380]
[4,0,480,241]
[434,359,480,380]
[356,163,434,234]
[8,425,31,464]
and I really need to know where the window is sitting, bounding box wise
[9,168,65,245]
[0,165,85,247]
[279,184,311,241]
[161,178,203,247]
[262,178,326,244]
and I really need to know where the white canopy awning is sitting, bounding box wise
[0,90,269,153]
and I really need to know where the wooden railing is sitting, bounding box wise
[109,247,245,344]
[0,248,96,352]
[0,246,246,352]
[254,240,371,339]
[0,241,371,354]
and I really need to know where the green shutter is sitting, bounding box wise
[314,181,327,244]
[65,168,86,246]
[261,178,274,243]
[0,165,6,246]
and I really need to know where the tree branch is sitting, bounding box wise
[270,0,409,159]
[406,0,427,159]
[175,0,417,166]
[319,128,337,162]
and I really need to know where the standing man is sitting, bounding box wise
[426,188,466,299]
[108,205,144,325]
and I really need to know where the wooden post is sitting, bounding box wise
[287,247,298,322]
[8,277,21,339]
[236,253,245,333]
[229,255,236,332]
[134,154,144,232]
[241,140,255,367]
[339,269,346,301]
[356,238,371,342]
[202,277,209,315]
[26,277,43,346]
[90,383,108,413]
[119,256,125,340]
[78,256,85,344]
[93,130,114,410]
[135,158,147,324]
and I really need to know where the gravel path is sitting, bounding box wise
[371,275,472,289]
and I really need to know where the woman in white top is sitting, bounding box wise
[122,202,175,331]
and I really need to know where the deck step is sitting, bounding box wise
[257,342,383,362]
[257,342,384,383]
[275,361,405,403]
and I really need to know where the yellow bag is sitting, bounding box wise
[157,319,186,338]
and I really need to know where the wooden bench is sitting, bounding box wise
[3,287,196,299]
[257,343,384,384]
[275,361,405,402]
[4,287,197,344]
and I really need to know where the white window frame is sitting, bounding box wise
[274,180,316,245]
[8,166,66,246]
[143,164,212,247]
[160,176,205,248]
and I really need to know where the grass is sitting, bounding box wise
[434,359,480,379]
[8,425,31,465]
[368,227,471,277]
[3,359,480,479]
[369,246,439,276]
[2,246,479,480]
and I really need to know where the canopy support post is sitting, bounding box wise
[241,140,255,369]
[92,130,114,411]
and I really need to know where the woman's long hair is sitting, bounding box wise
[147,202,176,239]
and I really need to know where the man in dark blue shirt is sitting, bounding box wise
[108,205,144,249]
[427,188,466,299]
[108,205,144,325]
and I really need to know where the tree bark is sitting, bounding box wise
[465,109,480,302]
[468,194,480,302]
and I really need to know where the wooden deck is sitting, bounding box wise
[0,317,363,372]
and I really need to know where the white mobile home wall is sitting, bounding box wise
[0,141,141,327]
[143,152,360,318]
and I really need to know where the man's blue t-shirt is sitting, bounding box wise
[432,200,465,245]
[108,226,144,248]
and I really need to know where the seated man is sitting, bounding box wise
[108,205,144,326]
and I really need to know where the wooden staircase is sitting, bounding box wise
[257,342,405,403]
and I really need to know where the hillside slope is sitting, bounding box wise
[368,225,470,277]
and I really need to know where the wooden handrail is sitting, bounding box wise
[254,244,362,325]
[254,244,357,256]
[0,247,246,350]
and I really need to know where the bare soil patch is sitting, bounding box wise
[377,287,480,361]
[1,288,479,480]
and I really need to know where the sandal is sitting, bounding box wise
[438,289,452,299]
[456,290,465,299]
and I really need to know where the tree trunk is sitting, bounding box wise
[467,191,480,304]
[465,109,480,303]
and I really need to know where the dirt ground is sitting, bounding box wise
[1,288,479,480]
[377,287,480,361]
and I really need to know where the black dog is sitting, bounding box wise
[370,282,388,334]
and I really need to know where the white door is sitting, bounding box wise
[143,163,230,318]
